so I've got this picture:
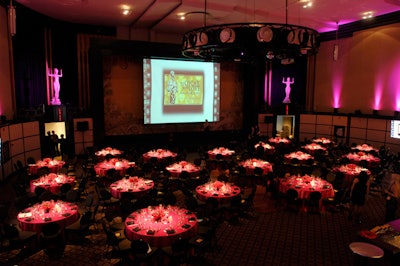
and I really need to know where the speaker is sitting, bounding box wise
[76,121,89,132]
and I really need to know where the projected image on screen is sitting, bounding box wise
[143,58,220,125]
[390,120,400,139]
[163,70,204,112]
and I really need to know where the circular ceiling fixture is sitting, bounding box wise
[182,23,319,62]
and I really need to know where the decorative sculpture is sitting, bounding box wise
[282,77,294,104]
[48,68,63,105]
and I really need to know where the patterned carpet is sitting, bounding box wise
[1,184,393,266]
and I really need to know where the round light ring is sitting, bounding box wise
[257,26,273,42]
[196,32,208,46]
[219,28,235,43]
[286,28,296,44]
[298,29,309,46]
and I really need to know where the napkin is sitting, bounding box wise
[146,230,155,235]
[127,215,135,219]
[24,217,33,222]
[182,224,191,229]
[133,227,141,232]
[139,187,145,191]
[62,213,71,217]
[44,217,52,222]
[126,221,135,225]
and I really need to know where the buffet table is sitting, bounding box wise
[17,200,79,234]
[195,181,241,204]
[124,205,198,247]
[29,158,65,175]
[93,158,135,177]
[207,147,235,160]
[165,161,201,178]
[30,173,75,194]
[110,177,154,199]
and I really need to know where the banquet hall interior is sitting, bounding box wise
[1,1,400,265]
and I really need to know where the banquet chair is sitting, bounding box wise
[101,219,131,261]
[65,210,93,244]
[285,188,301,213]
[2,223,37,256]
[59,183,72,200]
[305,191,322,214]
[37,166,50,177]
[161,237,189,265]
[128,239,159,265]
[40,222,65,259]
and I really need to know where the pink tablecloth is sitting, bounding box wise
[165,161,200,177]
[17,200,79,234]
[332,164,371,182]
[239,158,273,175]
[279,175,334,199]
[254,142,275,154]
[124,206,198,247]
[344,152,380,168]
[195,181,241,203]
[110,177,154,199]
[268,137,290,145]
[30,173,75,194]
[142,149,177,163]
[95,147,123,161]
[207,147,235,160]
[29,158,65,174]
[94,159,135,176]
[284,151,314,164]
[303,143,327,155]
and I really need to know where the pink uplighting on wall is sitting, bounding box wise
[391,61,400,111]
[373,76,383,110]
[332,73,342,109]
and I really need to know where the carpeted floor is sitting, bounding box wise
[1,184,394,266]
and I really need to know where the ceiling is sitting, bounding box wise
[13,0,400,35]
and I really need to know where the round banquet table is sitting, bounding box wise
[95,147,123,161]
[207,147,235,160]
[312,137,333,146]
[254,142,275,155]
[239,158,273,176]
[124,205,198,247]
[165,161,201,178]
[333,164,371,182]
[343,152,380,168]
[268,137,291,145]
[279,175,334,200]
[142,149,177,163]
[30,173,75,194]
[284,151,314,164]
[17,200,79,235]
[303,143,327,155]
[29,158,65,174]
[110,177,154,199]
[93,159,135,177]
[195,181,241,204]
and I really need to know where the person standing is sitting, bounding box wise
[59,134,67,160]
[51,131,59,156]
[384,172,400,222]
[348,171,370,224]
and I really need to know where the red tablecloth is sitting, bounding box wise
[207,147,235,160]
[110,177,154,199]
[344,152,380,168]
[94,159,135,176]
[312,138,333,146]
[254,142,275,154]
[333,164,371,182]
[142,149,177,162]
[95,147,123,161]
[124,206,198,247]
[17,200,79,234]
[29,158,65,174]
[165,161,200,177]
[284,151,314,164]
[303,143,327,155]
[351,144,378,153]
[268,137,291,145]
[195,181,241,203]
[239,158,273,175]
[30,173,75,194]
[279,175,335,200]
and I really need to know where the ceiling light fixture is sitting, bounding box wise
[8,0,16,36]
[361,11,374,19]
[181,0,320,63]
